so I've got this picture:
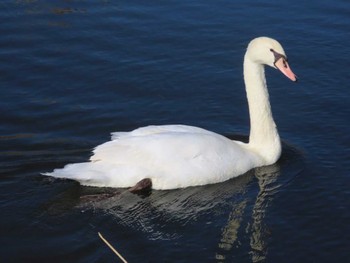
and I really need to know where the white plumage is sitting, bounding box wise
[44,37,297,190]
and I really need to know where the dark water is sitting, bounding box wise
[1,0,349,262]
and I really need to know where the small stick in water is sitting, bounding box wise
[98,232,128,263]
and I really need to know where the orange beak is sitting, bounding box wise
[274,57,297,82]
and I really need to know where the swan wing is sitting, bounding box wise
[46,125,258,189]
[89,125,257,189]
[110,124,217,140]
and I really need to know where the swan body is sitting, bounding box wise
[44,37,297,190]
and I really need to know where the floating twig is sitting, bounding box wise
[98,232,128,263]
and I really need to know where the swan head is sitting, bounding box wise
[246,37,297,81]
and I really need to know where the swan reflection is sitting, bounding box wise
[78,160,283,262]
[216,163,281,262]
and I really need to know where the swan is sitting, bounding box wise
[44,37,297,191]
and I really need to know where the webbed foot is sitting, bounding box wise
[129,178,152,194]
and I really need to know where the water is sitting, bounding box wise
[1,0,349,262]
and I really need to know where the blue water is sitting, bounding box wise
[1,0,349,262]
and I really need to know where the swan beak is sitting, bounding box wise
[275,58,297,82]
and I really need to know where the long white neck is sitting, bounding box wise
[243,54,281,165]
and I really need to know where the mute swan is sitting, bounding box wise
[44,37,297,191]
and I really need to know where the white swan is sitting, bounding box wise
[44,37,297,191]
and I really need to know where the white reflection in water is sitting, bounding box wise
[80,161,284,262]
[85,170,254,239]
[216,164,281,262]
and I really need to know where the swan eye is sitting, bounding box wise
[270,49,287,64]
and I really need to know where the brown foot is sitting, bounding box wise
[129,178,152,193]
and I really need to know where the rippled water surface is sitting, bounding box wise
[1,0,349,262]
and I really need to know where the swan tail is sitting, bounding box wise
[42,162,113,187]
[42,162,147,188]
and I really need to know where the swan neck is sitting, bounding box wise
[243,55,281,164]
